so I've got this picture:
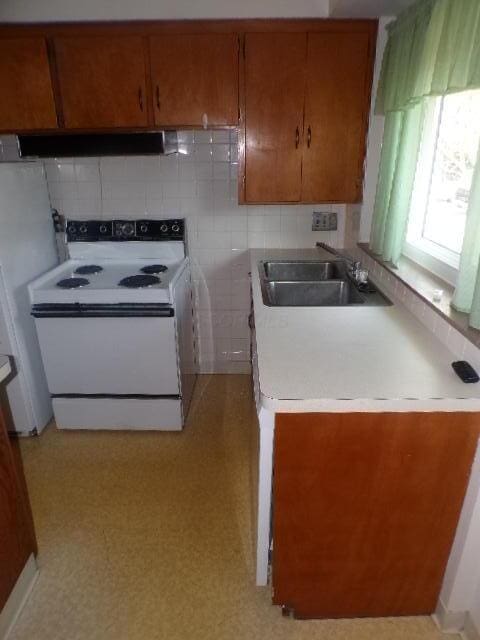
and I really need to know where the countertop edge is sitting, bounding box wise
[259,393,480,413]
[0,356,11,385]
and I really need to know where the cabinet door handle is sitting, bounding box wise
[155,85,160,110]
[138,88,144,112]
[307,126,312,148]
[295,126,300,149]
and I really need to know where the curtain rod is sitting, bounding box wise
[387,0,436,34]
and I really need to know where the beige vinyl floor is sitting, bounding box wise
[11,375,456,640]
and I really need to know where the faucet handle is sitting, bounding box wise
[351,260,361,273]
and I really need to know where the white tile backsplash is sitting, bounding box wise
[356,247,480,367]
[0,135,21,162]
[0,131,346,372]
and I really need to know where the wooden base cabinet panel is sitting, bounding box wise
[273,412,480,619]
[0,388,37,610]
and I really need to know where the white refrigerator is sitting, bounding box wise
[0,161,59,434]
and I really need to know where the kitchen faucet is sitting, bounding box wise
[316,242,363,284]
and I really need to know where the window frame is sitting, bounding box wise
[403,91,479,286]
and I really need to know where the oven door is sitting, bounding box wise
[32,304,179,396]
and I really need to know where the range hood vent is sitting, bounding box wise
[17,131,178,158]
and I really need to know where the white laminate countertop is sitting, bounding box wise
[251,249,480,413]
[0,355,11,385]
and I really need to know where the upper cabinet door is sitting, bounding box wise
[0,38,57,131]
[302,31,373,203]
[244,33,307,203]
[149,34,239,127]
[54,36,149,129]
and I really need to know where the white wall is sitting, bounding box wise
[359,16,392,243]
[470,579,480,635]
[437,445,480,633]
[329,0,414,18]
[0,0,329,22]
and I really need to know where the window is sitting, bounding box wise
[405,89,480,284]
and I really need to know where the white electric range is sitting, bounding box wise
[29,218,196,431]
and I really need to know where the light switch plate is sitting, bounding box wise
[312,211,337,231]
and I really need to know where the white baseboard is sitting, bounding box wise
[433,597,467,634]
[0,554,38,640]
[433,598,480,640]
[462,614,480,640]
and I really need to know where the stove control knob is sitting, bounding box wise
[67,224,77,234]
[140,224,148,233]
[172,224,180,233]
[121,222,135,237]
[160,224,168,233]
[80,224,88,234]
[100,224,107,233]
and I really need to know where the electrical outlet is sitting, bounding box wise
[312,211,337,231]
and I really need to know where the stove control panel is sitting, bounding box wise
[66,219,185,242]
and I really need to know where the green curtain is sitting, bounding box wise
[369,105,425,264]
[451,143,480,328]
[375,0,480,116]
[370,0,480,328]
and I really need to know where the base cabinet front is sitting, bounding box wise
[0,386,37,611]
[273,412,480,619]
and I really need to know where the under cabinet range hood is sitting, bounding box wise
[17,131,178,158]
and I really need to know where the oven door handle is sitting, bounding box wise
[31,303,174,318]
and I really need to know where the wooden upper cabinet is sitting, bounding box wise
[244,33,307,203]
[0,37,57,131]
[242,23,376,204]
[302,32,373,203]
[54,35,149,129]
[149,34,239,127]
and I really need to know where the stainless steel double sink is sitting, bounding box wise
[259,260,392,307]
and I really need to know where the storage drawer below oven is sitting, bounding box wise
[52,397,183,431]
[35,316,180,395]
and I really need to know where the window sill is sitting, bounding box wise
[358,243,480,349]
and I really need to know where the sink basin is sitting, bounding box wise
[258,259,392,307]
[262,260,346,281]
[263,280,365,306]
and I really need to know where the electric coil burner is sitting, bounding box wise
[74,264,103,275]
[141,264,168,274]
[119,274,161,288]
[57,277,90,289]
